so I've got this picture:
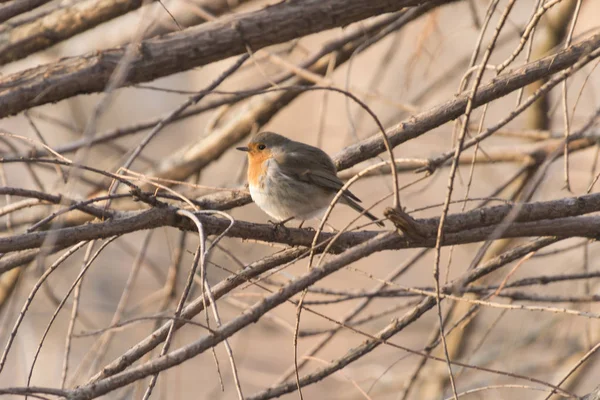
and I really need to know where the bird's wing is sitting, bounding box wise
[274,148,362,203]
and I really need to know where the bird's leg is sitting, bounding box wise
[298,220,316,231]
[268,216,294,230]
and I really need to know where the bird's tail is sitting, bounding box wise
[341,196,385,227]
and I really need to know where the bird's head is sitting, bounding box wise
[236,131,291,161]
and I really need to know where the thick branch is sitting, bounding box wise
[0,0,435,118]
[0,0,251,65]
[0,0,52,24]
[0,0,149,64]
[1,192,600,259]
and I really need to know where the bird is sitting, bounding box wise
[236,132,384,227]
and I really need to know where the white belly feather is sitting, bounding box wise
[249,160,333,221]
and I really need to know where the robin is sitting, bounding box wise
[236,132,384,227]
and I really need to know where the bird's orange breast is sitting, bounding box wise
[247,149,273,186]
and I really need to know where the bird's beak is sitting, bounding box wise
[236,146,249,152]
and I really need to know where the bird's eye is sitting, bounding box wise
[257,144,266,150]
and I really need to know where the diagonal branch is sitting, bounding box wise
[0,0,251,63]
[0,0,439,118]
[0,0,151,64]
[334,32,600,170]
[0,0,52,24]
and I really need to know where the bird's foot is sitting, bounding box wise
[268,217,294,231]
[299,220,317,230]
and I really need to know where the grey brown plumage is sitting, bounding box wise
[238,132,384,227]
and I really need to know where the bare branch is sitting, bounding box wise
[0,0,439,118]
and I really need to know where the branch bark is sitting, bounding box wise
[0,0,444,118]
[0,0,253,65]
[0,0,52,24]
[70,233,567,399]
[0,0,150,64]
[2,192,600,261]
[333,32,600,170]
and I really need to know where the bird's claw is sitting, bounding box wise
[268,219,290,231]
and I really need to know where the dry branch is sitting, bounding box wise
[0,0,151,65]
[0,0,52,24]
[0,0,254,65]
[0,0,599,397]
[69,234,569,399]
[334,32,600,170]
[245,237,566,400]
[0,0,439,118]
[2,191,600,258]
